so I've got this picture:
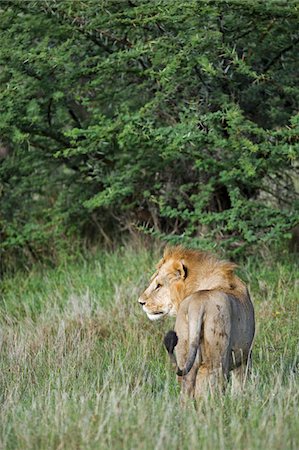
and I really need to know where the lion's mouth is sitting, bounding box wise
[146,310,167,321]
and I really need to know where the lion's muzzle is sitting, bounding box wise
[138,297,146,306]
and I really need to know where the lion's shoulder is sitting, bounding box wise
[163,245,249,304]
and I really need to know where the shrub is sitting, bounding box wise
[0,0,298,269]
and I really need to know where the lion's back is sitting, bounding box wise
[186,289,255,368]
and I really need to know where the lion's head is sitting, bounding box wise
[138,254,188,321]
[138,246,246,321]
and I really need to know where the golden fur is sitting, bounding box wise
[162,246,248,302]
[138,246,255,398]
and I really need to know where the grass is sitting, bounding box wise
[0,244,298,450]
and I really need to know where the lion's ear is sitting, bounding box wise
[173,261,188,280]
[182,263,188,279]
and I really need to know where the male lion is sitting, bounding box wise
[138,246,255,398]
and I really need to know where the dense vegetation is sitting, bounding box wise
[1,3,298,448]
[0,0,298,271]
[1,246,298,449]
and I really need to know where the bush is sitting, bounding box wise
[0,0,298,269]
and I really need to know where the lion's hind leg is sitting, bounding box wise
[194,363,229,398]
[231,351,252,394]
[179,362,198,404]
[194,298,231,399]
[175,326,198,401]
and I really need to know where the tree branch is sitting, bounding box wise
[47,98,53,127]
[264,37,299,72]
[21,125,70,146]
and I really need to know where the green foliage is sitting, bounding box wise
[0,0,298,268]
[0,247,298,449]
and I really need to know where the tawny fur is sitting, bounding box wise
[138,245,255,399]
[162,245,248,303]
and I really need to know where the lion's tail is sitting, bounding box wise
[164,305,204,377]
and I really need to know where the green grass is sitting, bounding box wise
[0,245,298,450]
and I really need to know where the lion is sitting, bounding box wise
[138,246,255,398]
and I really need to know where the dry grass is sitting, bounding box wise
[0,245,298,449]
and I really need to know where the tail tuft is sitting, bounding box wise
[164,330,178,354]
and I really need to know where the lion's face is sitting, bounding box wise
[138,258,187,321]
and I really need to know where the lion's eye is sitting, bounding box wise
[156,283,162,290]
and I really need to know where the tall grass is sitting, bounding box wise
[0,245,298,449]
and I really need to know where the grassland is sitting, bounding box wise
[0,245,298,450]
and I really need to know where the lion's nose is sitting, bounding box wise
[138,298,146,306]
